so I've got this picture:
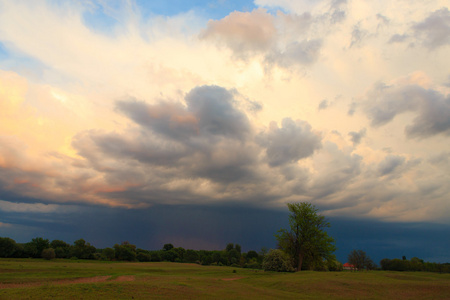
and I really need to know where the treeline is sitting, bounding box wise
[0,237,264,268]
[380,257,450,273]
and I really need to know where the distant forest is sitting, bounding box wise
[1,236,449,273]
[0,237,263,269]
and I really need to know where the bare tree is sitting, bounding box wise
[348,249,375,270]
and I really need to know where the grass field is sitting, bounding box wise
[0,258,449,299]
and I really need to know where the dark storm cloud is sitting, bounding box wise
[363,82,450,138]
[73,130,188,166]
[116,100,198,141]
[413,7,450,49]
[259,118,322,167]
[5,204,448,264]
[309,142,362,199]
[73,86,258,188]
[116,86,251,142]
[404,93,450,138]
[185,85,251,140]
[348,128,366,146]
[68,85,322,207]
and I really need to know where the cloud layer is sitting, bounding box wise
[0,0,449,230]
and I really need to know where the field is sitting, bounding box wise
[1,259,449,299]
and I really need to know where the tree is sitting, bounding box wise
[114,242,136,261]
[0,237,18,258]
[161,249,178,262]
[50,240,71,258]
[72,239,96,259]
[276,202,336,271]
[246,250,259,261]
[163,243,174,251]
[225,243,241,265]
[136,249,151,262]
[348,249,375,270]
[184,249,199,263]
[25,237,50,258]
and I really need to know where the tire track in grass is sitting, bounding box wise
[0,275,136,289]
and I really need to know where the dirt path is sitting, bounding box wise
[0,275,136,289]
[221,277,245,281]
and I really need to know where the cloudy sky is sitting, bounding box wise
[0,0,449,263]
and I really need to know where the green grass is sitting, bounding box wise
[0,259,449,299]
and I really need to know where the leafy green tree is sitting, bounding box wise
[212,251,222,264]
[262,249,294,272]
[410,257,424,271]
[161,249,179,262]
[163,243,174,251]
[348,249,375,270]
[72,239,96,259]
[173,247,186,262]
[227,248,240,265]
[246,250,259,261]
[184,249,199,263]
[136,249,151,262]
[276,202,336,271]
[25,237,50,258]
[201,254,212,265]
[114,242,136,261]
[50,240,71,258]
[0,237,18,258]
[327,255,343,271]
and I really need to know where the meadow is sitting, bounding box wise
[0,258,449,299]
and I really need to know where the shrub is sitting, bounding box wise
[262,249,294,272]
[41,248,56,260]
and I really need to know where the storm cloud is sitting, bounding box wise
[363,81,450,138]
[67,85,323,208]
[1,0,450,262]
[260,118,322,167]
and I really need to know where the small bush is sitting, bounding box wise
[41,248,56,260]
[262,249,294,272]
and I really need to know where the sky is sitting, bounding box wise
[0,0,449,264]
